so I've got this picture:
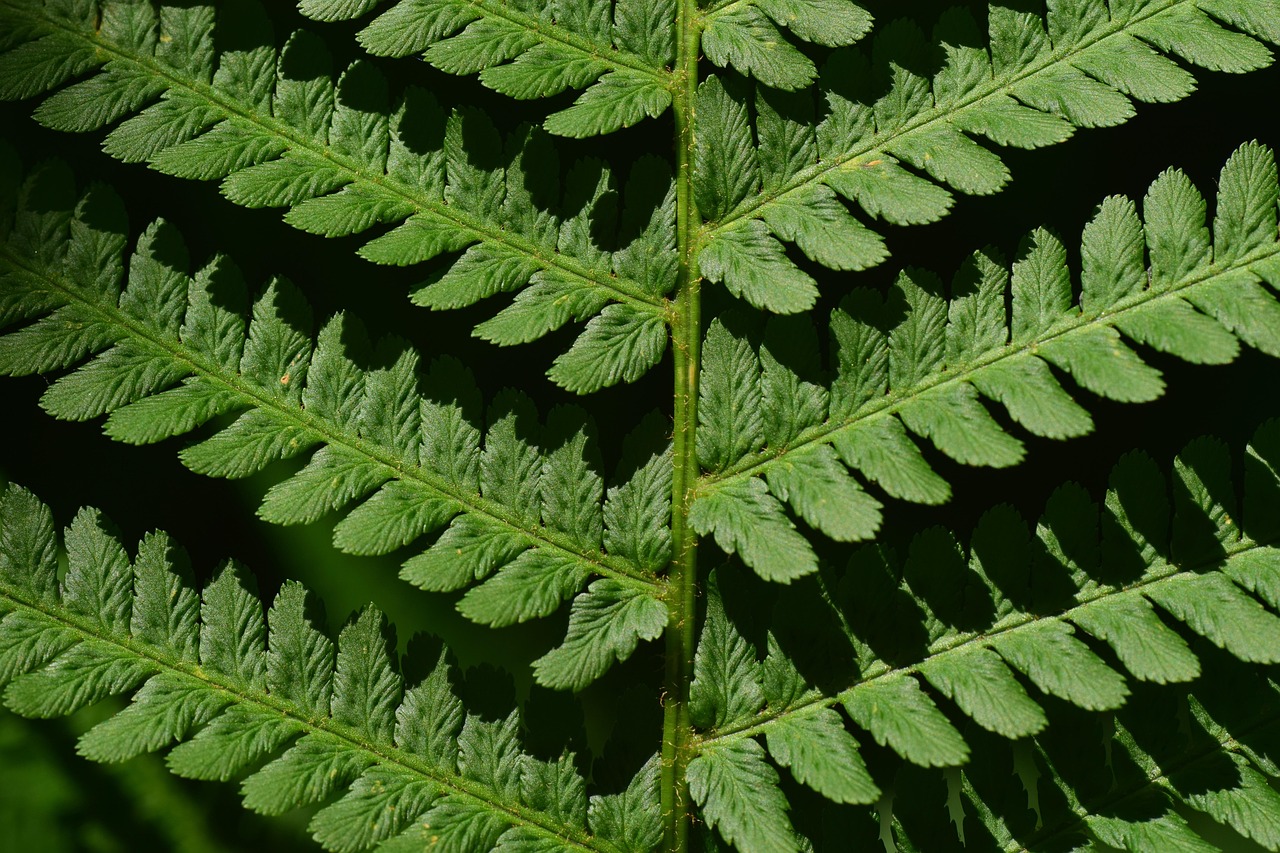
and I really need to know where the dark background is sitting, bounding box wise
[3,1,1280,849]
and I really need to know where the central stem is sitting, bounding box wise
[661,1,703,850]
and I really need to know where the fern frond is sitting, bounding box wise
[0,0,676,391]
[0,481,659,853]
[296,0,679,138]
[0,159,669,690]
[686,421,1280,851]
[4,1,1279,848]
[694,141,1280,582]
[696,0,1280,313]
[300,0,872,135]
[699,0,874,91]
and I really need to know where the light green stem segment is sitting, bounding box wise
[661,2,703,850]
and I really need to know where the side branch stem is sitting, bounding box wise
[661,3,702,851]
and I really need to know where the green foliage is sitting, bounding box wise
[0,482,652,851]
[2,0,1280,851]
[693,142,1280,582]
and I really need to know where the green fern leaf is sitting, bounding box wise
[165,706,302,783]
[333,481,457,557]
[547,305,669,395]
[541,72,671,139]
[688,574,764,731]
[316,0,676,136]
[310,765,437,852]
[1179,755,1280,849]
[532,579,668,692]
[831,417,951,507]
[683,421,1280,849]
[988,620,1130,712]
[5,1,1280,849]
[697,221,819,315]
[240,735,375,816]
[918,647,1048,740]
[687,739,798,853]
[696,316,764,474]
[586,755,662,851]
[457,551,591,628]
[1145,571,1280,663]
[696,0,1280,304]
[695,142,1280,582]
[693,78,758,224]
[0,162,666,688]
[264,582,334,715]
[763,445,881,544]
[131,531,201,660]
[688,478,816,584]
[324,0,865,129]
[762,708,878,806]
[0,483,627,852]
[299,0,381,23]
[198,562,267,690]
[76,673,231,763]
[700,5,815,92]
[951,655,1280,852]
[841,675,970,768]
[1068,595,1200,684]
[0,1,672,388]
[0,32,99,101]
[601,414,673,573]
[331,606,402,740]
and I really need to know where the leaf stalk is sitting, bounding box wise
[661,3,704,850]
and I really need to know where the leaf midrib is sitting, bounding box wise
[0,582,626,853]
[0,244,665,592]
[7,4,669,315]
